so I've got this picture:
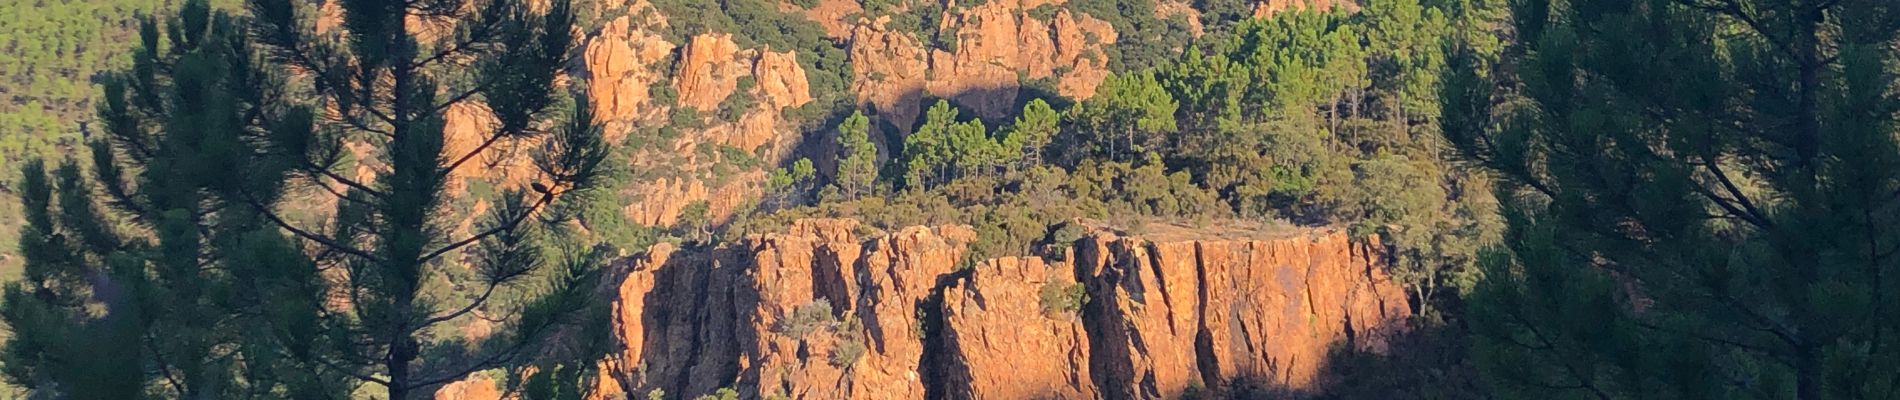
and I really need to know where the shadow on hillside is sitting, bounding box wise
[773,82,1077,181]
[1209,315,1487,400]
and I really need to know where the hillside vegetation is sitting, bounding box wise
[4,0,1900,398]
[0,0,160,275]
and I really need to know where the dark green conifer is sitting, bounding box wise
[2,2,349,397]
[1447,0,1900,398]
[241,0,612,396]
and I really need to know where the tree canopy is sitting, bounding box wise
[1448,0,1900,398]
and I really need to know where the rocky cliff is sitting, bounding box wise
[579,1,815,227]
[846,0,1117,131]
[554,0,1131,226]
[529,218,1406,400]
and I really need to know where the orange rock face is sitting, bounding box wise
[582,23,816,226]
[1079,230,1405,398]
[844,0,1116,131]
[593,219,1407,399]
[676,34,750,113]
[846,16,933,131]
[584,8,676,137]
[941,256,1098,400]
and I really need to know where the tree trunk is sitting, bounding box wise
[1791,6,1824,400]
[1796,342,1821,400]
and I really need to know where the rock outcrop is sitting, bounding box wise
[579,5,817,226]
[941,256,1098,400]
[580,219,1407,399]
[584,7,676,137]
[844,0,1116,131]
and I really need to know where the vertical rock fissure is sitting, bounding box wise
[1145,242,1179,334]
[917,270,969,400]
[672,259,713,395]
[1081,237,1138,400]
[1192,242,1221,392]
[1303,247,1321,335]
[1358,241,1393,322]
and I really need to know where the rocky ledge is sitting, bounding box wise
[443,218,1407,400]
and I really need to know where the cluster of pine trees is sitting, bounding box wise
[755,0,1504,317]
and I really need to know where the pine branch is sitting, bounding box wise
[1702,159,1773,228]
[1671,0,1797,59]
[1630,320,1790,365]
[334,108,396,138]
[309,180,380,208]
[144,332,190,398]
[419,281,499,328]
[1504,307,1616,400]
[313,167,387,199]
[413,13,505,70]
[239,192,383,263]
[403,341,523,391]
[437,129,508,181]
[416,192,553,264]
[427,82,493,120]
[297,349,393,386]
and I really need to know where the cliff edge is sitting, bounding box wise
[553,218,1407,399]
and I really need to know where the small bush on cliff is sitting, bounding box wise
[829,317,868,367]
[1182,378,1207,399]
[717,85,757,123]
[830,338,866,367]
[675,200,713,241]
[1039,281,1089,319]
[1042,221,1089,260]
[778,299,837,338]
[693,388,740,400]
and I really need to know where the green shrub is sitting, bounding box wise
[1039,281,1088,319]
[830,336,866,367]
[670,106,708,130]
[829,317,867,367]
[1043,222,1088,260]
[692,388,739,400]
[1027,3,1061,22]
[717,89,756,123]
[650,80,679,108]
[777,299,836,338]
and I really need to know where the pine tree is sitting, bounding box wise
[1002,98,1059,169]
[766,158,816,208]
[2,2,348,397]
[1446,0,1900,398]
[241,0,612,397]
[903,101,962,189]
[1057,72,1178,165]
[831,111,879,200]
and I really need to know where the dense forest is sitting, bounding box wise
[1,0,1897,398]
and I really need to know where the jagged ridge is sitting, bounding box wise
[571,218,1406,400]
